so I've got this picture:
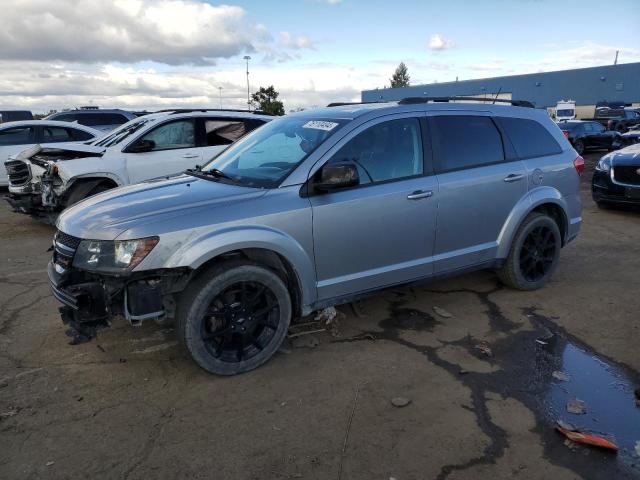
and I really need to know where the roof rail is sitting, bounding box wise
[154,108,274,116]
[326,101,387,107]
[398,96,535,108]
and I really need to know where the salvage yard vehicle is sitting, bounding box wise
[0,120,101,186]
[45,107,137,132]
[592,144,640,207]
[5,110,272,221]
[49,97,583,375]
[558,120,622,155]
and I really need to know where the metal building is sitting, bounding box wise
[361,62,640,118]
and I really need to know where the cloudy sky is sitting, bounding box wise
[0,0,638,113]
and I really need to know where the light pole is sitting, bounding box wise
[218,86,222,109]
[243,55,251,111]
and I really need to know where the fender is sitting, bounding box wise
[496,186,569,259]
[62,171,125,189]
[163,225,317,309]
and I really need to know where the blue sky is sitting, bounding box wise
[0,0,638,112]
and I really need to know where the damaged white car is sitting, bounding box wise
[5,109,272,222]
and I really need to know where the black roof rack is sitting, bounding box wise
[154,108,274,116]
[326,101,386,107]
[398,96,535,108]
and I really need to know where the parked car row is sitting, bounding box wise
[4,109,272,221]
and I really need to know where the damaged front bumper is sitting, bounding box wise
[48,260,191,344]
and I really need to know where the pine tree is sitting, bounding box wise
[390,62,410,88]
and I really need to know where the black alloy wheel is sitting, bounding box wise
[518,225,557,282]
[201,281,280,363]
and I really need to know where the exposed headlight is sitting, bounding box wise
[73,237,159,272]
[595,158,612,172]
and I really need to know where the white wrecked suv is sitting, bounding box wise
[49,98,583,375]
[5,109,271,222]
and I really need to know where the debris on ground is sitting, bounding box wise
[288,328,326,339]
[0,409,18,418]
[291,336,321,349]
[390,397,412,408]
[46,461,55,467]
[432,306,453,318]
[535,339,548,346]
[314,307,337,325]
[474,343,492,357]
[459,369,469,375]
[552,371,570,382]
[566,398,586,415]
[556,423,618,452]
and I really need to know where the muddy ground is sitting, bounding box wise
[1,152,639,480]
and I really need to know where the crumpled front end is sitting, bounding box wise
[48,230,191,344]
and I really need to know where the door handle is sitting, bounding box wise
[407,190,433,200]
[181,153,199,158]
[503,173,524,183]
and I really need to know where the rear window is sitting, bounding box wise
[430,116,504,172]
[497,117,562,158]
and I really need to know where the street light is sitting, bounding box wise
[243,55,251,111]
[218,86,222,109]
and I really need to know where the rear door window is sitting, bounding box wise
[42,126,74,143]
[67,128,95,141]
[204,119,248,146]
[430,116,504,172]
[496,117,562,158]
[0,127,34,146]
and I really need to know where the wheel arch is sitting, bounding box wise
[164,226,317,317]
[496,187,570,259]
[62,175,120,206]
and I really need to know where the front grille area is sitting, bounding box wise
[55,231,81,250]
[613,165,640,186]
[54,231,81,270]
[5,160,31,186]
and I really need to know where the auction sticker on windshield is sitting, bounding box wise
[302,121,339,131]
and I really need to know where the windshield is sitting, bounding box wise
[199,116,348,188]
[92,117,155,147]
[556,109,574,117]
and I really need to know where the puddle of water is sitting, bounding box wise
[542,339,640,465]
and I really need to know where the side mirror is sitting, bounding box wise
[315,162,359,192]
[128,139,155,153]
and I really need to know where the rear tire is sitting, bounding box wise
[497,213,561,291]
[177,260,291,375]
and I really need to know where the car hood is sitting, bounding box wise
[606,144,640,166]
[13,143,105,163]
[57,174,267,240]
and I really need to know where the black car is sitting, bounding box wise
[558,120,622,155]
[592,144,640,207]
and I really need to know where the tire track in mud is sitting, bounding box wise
[333,286,639,480]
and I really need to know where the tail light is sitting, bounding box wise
[573,156,585,176]
[562,130,569,139]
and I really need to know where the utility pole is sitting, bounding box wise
[614,50,619,65]
[218,87,222,109]
[243,55,251,111]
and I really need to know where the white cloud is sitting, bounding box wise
[279,32,315,50]
[428,34,455,51]
[0,0,268,65]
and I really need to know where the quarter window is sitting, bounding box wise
[430,116,504,172]
[139,119,196,151]
[0,127,33,146]
[327,118,423,185]
[497,117,562,158]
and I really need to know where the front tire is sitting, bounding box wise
[177,260,292,375]
[497,213,561,291]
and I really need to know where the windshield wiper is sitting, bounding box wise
[185,167,237,183]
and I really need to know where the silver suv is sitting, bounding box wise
[49,98,583,375]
